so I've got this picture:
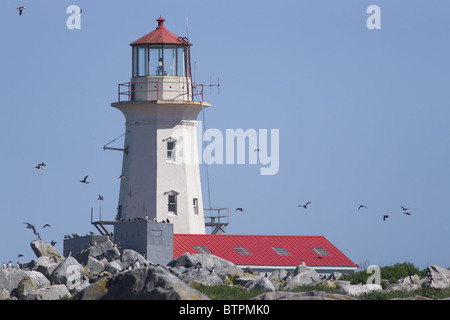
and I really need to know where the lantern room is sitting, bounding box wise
[124,17,193,102]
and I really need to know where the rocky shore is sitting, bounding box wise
[1,239,449,300]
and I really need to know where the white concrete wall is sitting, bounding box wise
[112,100,210,234]
[131,76,192,102]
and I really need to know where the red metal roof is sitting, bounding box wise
[173,234,358,268]
[130,17,188,46]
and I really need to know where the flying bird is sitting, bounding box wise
[80,176,89,184]
[401,206,409,211]
[119,174,128,179]
[403,212,412,216]
[235,208,244,212]
[17,254,23,258]
[383,215,390,221]
[23,222,36,235]
[35,162,46,170]
[298,201,311,208]
[358,205,367,210]
[98,195,104,200]
[17,7,25,16]
[43,224,51,228]
[254,148,260,152]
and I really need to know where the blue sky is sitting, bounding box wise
[0,1,449,270]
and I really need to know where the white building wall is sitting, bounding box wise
[112,100,209,234]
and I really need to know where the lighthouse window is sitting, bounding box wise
[149,47,164,76]
[167,141,175,160]
[193,198,199,215]
[164,46,176,76]
[177,47,185,76]
[138,46,148,77]
[168,194,177,214]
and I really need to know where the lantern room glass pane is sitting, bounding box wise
[138,46,148,77]
[177,47,185,76]
[133,47,138,77]
[164,46,176,76]
[149,47,163,76]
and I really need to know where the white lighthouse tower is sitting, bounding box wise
[111,17,210,234]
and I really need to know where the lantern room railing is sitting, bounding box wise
[117,80,204,102]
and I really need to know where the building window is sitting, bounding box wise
[232,246,251,255]
[194,246,212,254]
[167,141,175,160]
[272,247,291,256]
[312,248,330,256]
[193,198,199,215]
[168,193,177,214]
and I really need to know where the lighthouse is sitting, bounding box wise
[111,17,210,234]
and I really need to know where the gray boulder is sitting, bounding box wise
[251,290,357,300]
[72,277,110,300]
[386,274,422,293]
[98,266,209,300]
[76,240,120,264]
[0,268,29,292]
[337,281,382,296]
[234,275,258,287]
[426,265,450,289]
[50,256,89,292]
[30,240,64,262]
[0,268,49,296]
[168,253,242,274]
[16,271,50,299]
[21,284,71,300]
[0,288,13,300]
[282,265,321,289]
[33,256,60,278]
[104,260,123,274]
[121,249,150,269]
[85,256,105,275]
[168,253,243,286]
[244,276,276,292]
[178,266,224,286]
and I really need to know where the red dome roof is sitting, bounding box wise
[130,17,190,46]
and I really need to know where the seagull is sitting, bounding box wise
[383,215,390,221]
[403,212,412,216]
[36,233,41,240]
[401,206,409,211]
[207,267,214,275]
[301,260,306,266]
[67,250,72,257]
[135,259,140,269]
[358,205,367,210]
[298,202,311,209]
[119,174,128,179]
[17,7,25,16]
[50,240,57,246]
[194,262,202,272]
[98,195,104,200]
[80,175,89,184]
[23,222,37,235]
[17,254,23,258]
[235,208,244,212]
[254,148,260,152]
[43,224,51,228]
